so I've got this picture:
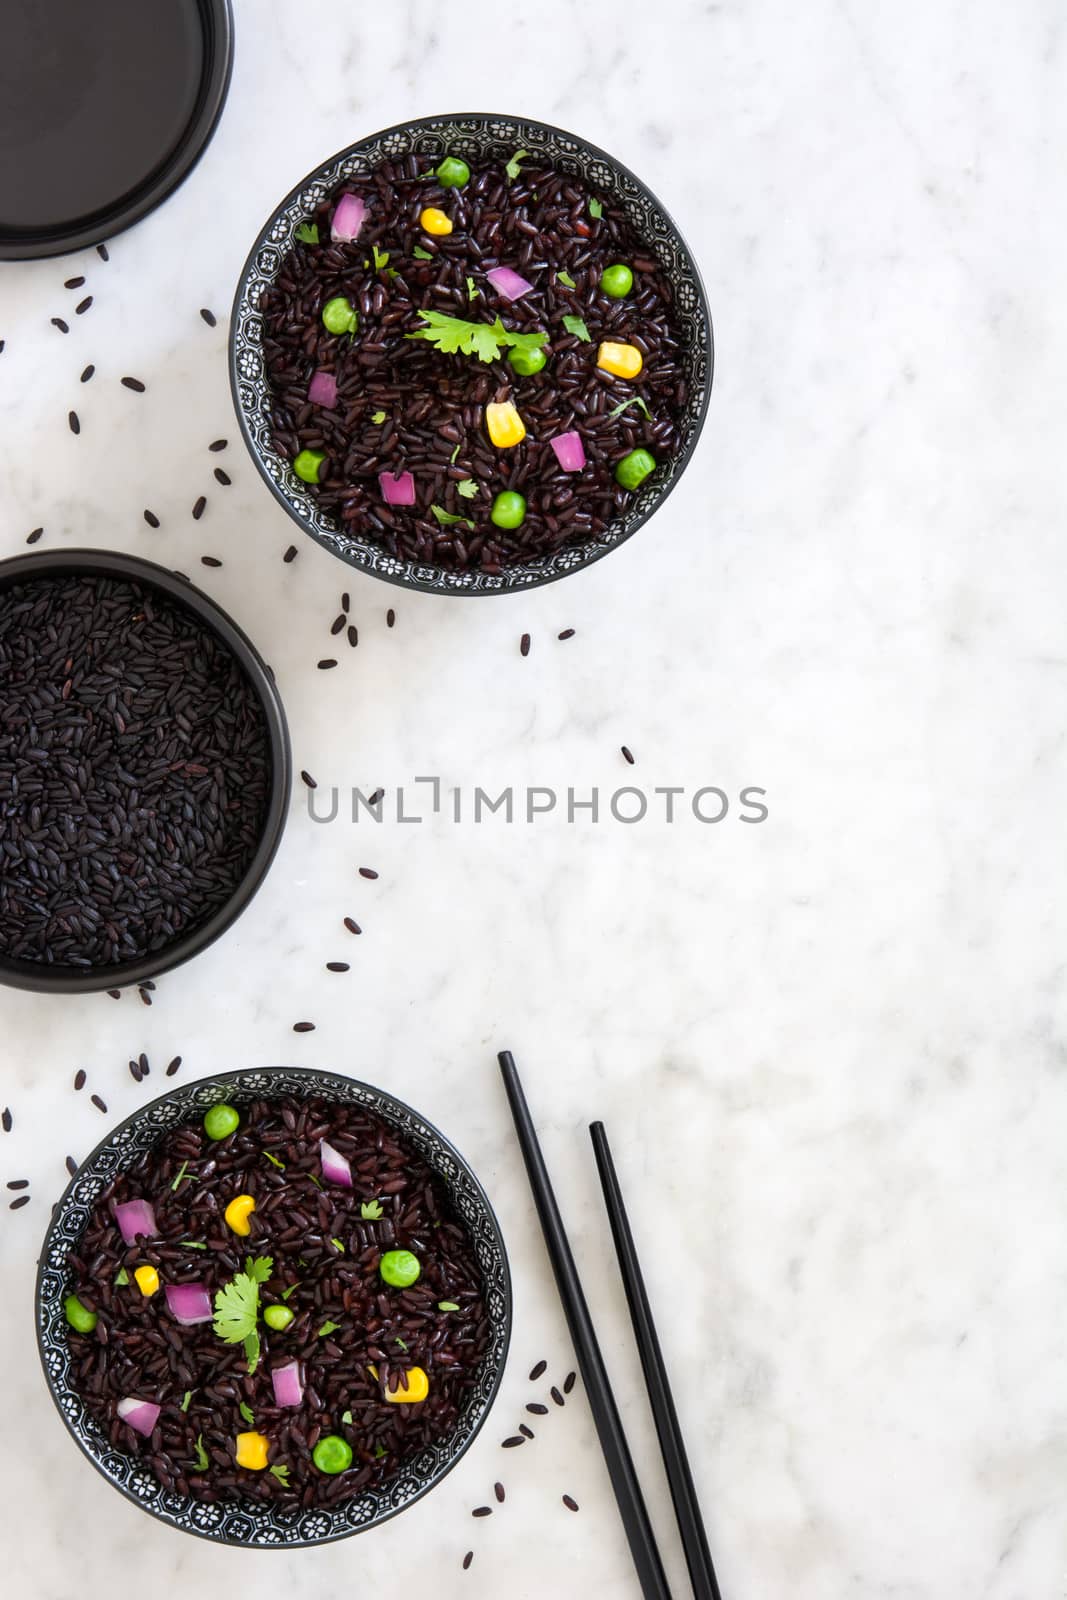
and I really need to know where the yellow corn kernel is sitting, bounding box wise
[133,1264,159,1297]
[485,401,526,449]
[235,1430,270,1471]
[419,207,453,236]
[224,1193,256,1236]
[385,1366,429,1405]
[597,341,643,380]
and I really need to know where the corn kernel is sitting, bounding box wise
[596,341,643,380]
[133,1264,159,1297]
[385,1366,429,1404]
[224,1193,256,1236]
[235,1430,270,1470]
[485,401,526,449]
[419,207,453,236]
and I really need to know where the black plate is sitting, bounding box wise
[0,0,233,260]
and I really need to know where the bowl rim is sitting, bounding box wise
[229,109,715,596]
[0,547,292,994]
[34,1064,513,1548]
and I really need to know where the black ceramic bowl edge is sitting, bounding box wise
[0,548,292,994]
[35,1065,512,1548]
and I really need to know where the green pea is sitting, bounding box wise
[293,449,326,484]
[600,262,634,299]
[203,1103,240,1141]
[64,1293,98,1334]
[490,491,527,531]
[321,295,359,336]
[508,344,547,377]
[312,1434,353,1474]
[436,156,470,189]
[614,448,657,491]
[379,1248,421,1288]
[264,1304,294,1332]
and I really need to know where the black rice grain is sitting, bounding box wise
[68,410,80,433]
[462,1552,473,1570]
[0,571,271,970]
[550,1385,564,1406]
[1,1108,11,1132]
[317,659,337,670]
[64,1094,490,1508]
[518,1423,535,1439]
[558,629,575,641]
[96,244,109,261]
[293,1021,316,1033]
[200,308,217,327]
[300,770,317,789]
[209,439,228,452]
[563,1370,576,1394]
[529,1359,547,1380]
[52,318,69,333]
[65,1155,78,1176]
[347,626,358,647]
[386,609,395,628]
[165,1057,183,1077]
[139,986,152,1005]
[107,989,121,1000]
[283,545,298,563]
[81,365,95,383]
[358,867,378,880]
[26,527,44,545]
[494,1481,505,1503]
[520,633,531,657]
[343,918,361,935]
[562,1494,579,1512]
[526,1402,548,1415]
[121,376,146,392]
[501,1436,524,1448]
[91,1094,108,1113]
[326,961,349,973]
[65,276,85,289]
[129,1058,143,1081]
[213,468,231,487]
[143,509,160,528]
[74,1069,86,1091]
[200,555,222,567]
[192,496,207,520]
[9,1195,29,1210]
[621,746,635,766]
[472,1506,492,1518]
[330,614,346,635]
[6,1179,28,1190]
[76,296,93,315]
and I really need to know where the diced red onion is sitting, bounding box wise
[271,1360,304,1408]
[164,1283,213,1326]
[117,1396,161,1438]
[331,193,366,242]
[486,265,534,301]
[550,430,587,472]
[113,1198,157,1244]
[308,369,338,410]
[378,471,415,508]
[320,1137,353,1187]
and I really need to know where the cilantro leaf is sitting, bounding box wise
[360,1198,384,1220]
[412,245,433,261]
[244,1329,261,1375]
[331,1237,345,1253]
[394,1336,408,1351]
[239,1401,255,1426]
[505,149,529,182]
[437,1300,459,1311]
[374,1444,387,1459]
[449,444,461,465]
[588,197,603,219]
[557,270,577,289]
[245,1255,273,1284]
[193,1434,209,1472]
[562,314,591,342]
[280,1282,299,1301]
[263,1151,285,1169]
[181,1239,206,1249]
[430,504,475,529]
[317,1319,341,1338]
[214,1259,272,1368]
[180,1390,192,1411]
[456,479,479,499]
[341,1410,353,1425]
[372,410,386,425]
[407,310,548,365]
[295,222,320,244]
[171,1159,194,1190]
[609,395,653,421]
[270,1463,291,1485]
[372,244,390,270]
[115,1267,130,1285]
[466,276,479,300]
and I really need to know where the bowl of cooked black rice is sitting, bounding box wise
[36,1065,511,1547]
[0,549,291,993]
[230,112,713,594]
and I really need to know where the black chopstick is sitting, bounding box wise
[590,1120,723,1600]
[498,1051,673,1600]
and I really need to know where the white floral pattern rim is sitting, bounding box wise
[229,112,714,595]
[35,1067,512,1547]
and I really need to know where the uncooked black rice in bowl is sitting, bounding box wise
[0,550,290,993]
[232,114,713,594]
[37,1069,511,1546]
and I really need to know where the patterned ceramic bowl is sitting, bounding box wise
[35,1067,512,1547]
[229,112,713,595]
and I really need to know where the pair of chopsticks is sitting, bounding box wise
[499,1050,723,1600]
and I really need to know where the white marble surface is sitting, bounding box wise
[2,1,1066,1594]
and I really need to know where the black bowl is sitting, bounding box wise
[230,111,714,595]
[35,1066,512,1547]
[0,549,291,993]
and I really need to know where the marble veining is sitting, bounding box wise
[1,2,1065,1596]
